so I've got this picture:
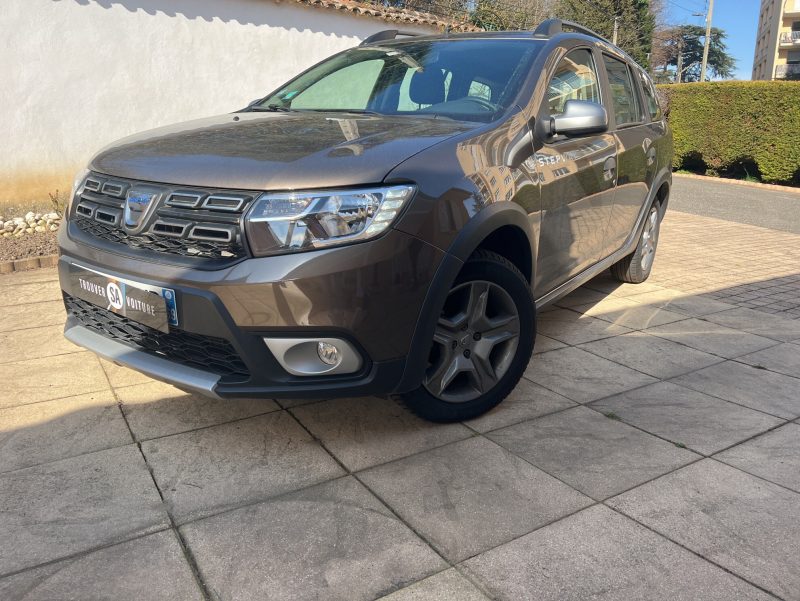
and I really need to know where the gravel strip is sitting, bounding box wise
[0,230,59,262]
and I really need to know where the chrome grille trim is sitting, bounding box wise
[101,181,127,197]
[202,194,249,212]
[188,224,235,243]
[166,192,205,209]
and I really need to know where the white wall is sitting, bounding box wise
[0,0,436,203]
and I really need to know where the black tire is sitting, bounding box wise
[401,250,535,423]
[611,201,662,284]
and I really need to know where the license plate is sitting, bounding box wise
[67,264,178,333]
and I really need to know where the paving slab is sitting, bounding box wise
[737,343,800,379]
[100,358,153,388]
[0,324,81,364]
[592,381,784,455]
[553,286,611,307]
[523,346,657,403]
[0,445,168,575]
[0,280,63,307]
[702,306,800,342]
[0,352,110,409]
[535,308,632,345]
[0,300,64,333]
[290,396,471,471]
[569,296,687,330]
[0,268,59,285]
[359,437,591,563]
[488,406,698,499]
[117,380,279,441]
[0,530,202,601]
[532,333,567,354]
[579,331,722,379]
[181,476,445,601]
[0,390,130,473]
[622,288,736,317]
[644,318,778,359]
[672,360,800,419]
[378,569,488,601]
[583,275,665,297]
[464,378,576,433]
[715,423,800,493]
[608,459,800,601]
[142,411,344,523]
[462,504,772,601]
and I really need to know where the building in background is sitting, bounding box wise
[753,0,800,80]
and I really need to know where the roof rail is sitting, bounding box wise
[360,30,422,46]
[532,18,614,46]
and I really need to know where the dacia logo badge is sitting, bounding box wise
[124,189,158,228]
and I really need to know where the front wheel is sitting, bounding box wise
[401,250,535,423]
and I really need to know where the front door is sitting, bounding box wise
[533,47,618,298]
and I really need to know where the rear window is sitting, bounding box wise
[602,55,642,126]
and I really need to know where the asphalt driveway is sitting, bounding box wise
[1,189,799,600]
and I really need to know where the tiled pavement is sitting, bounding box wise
[0,210,799,600]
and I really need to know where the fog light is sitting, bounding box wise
[317,341,340,366]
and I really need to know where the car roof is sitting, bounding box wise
[361,20,642,71]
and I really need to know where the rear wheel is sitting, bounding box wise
[401,250,535,423]
[611,202,661,284]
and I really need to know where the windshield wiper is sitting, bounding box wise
[248,104,293,112]
[300,109,381,116]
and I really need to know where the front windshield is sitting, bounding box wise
[257,39,542,123]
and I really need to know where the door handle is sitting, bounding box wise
[603,157,616,183]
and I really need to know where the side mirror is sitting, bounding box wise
[550,100,608,137]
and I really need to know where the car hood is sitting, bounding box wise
[90,112,475,190]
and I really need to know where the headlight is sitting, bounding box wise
[244,185,415,256]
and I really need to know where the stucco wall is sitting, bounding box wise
[0,0,437,204]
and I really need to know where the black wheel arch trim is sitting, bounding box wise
[393,201,536,394]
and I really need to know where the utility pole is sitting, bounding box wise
[612,16,620,45]
[699,0,715,82]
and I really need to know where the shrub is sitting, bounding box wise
[658,81,800,184]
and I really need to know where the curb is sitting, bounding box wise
[673,172,800,195]
[0,254,58,275]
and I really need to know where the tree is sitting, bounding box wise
[652,24,735,82]
[555,0,655,66]
[471,0,557,31]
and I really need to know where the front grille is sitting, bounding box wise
[70,174,253,262]
[65,294,250,380]
[74,217,243,260]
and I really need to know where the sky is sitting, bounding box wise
[663,0,761,80]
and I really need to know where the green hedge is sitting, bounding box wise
[658,81,800,184]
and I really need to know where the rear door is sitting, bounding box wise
[600,54,651,253]
[533,47,618,297]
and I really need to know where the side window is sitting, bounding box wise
[291,59,384,110]
[602,55,642,126]
[639,71,662,121]
[547,48,602,115]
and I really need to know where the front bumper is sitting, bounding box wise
[58,226,445,398]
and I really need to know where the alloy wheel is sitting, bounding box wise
[640,207,659,272]
[423,280,520,403]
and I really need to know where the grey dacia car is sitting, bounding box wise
[59,19,672,422]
